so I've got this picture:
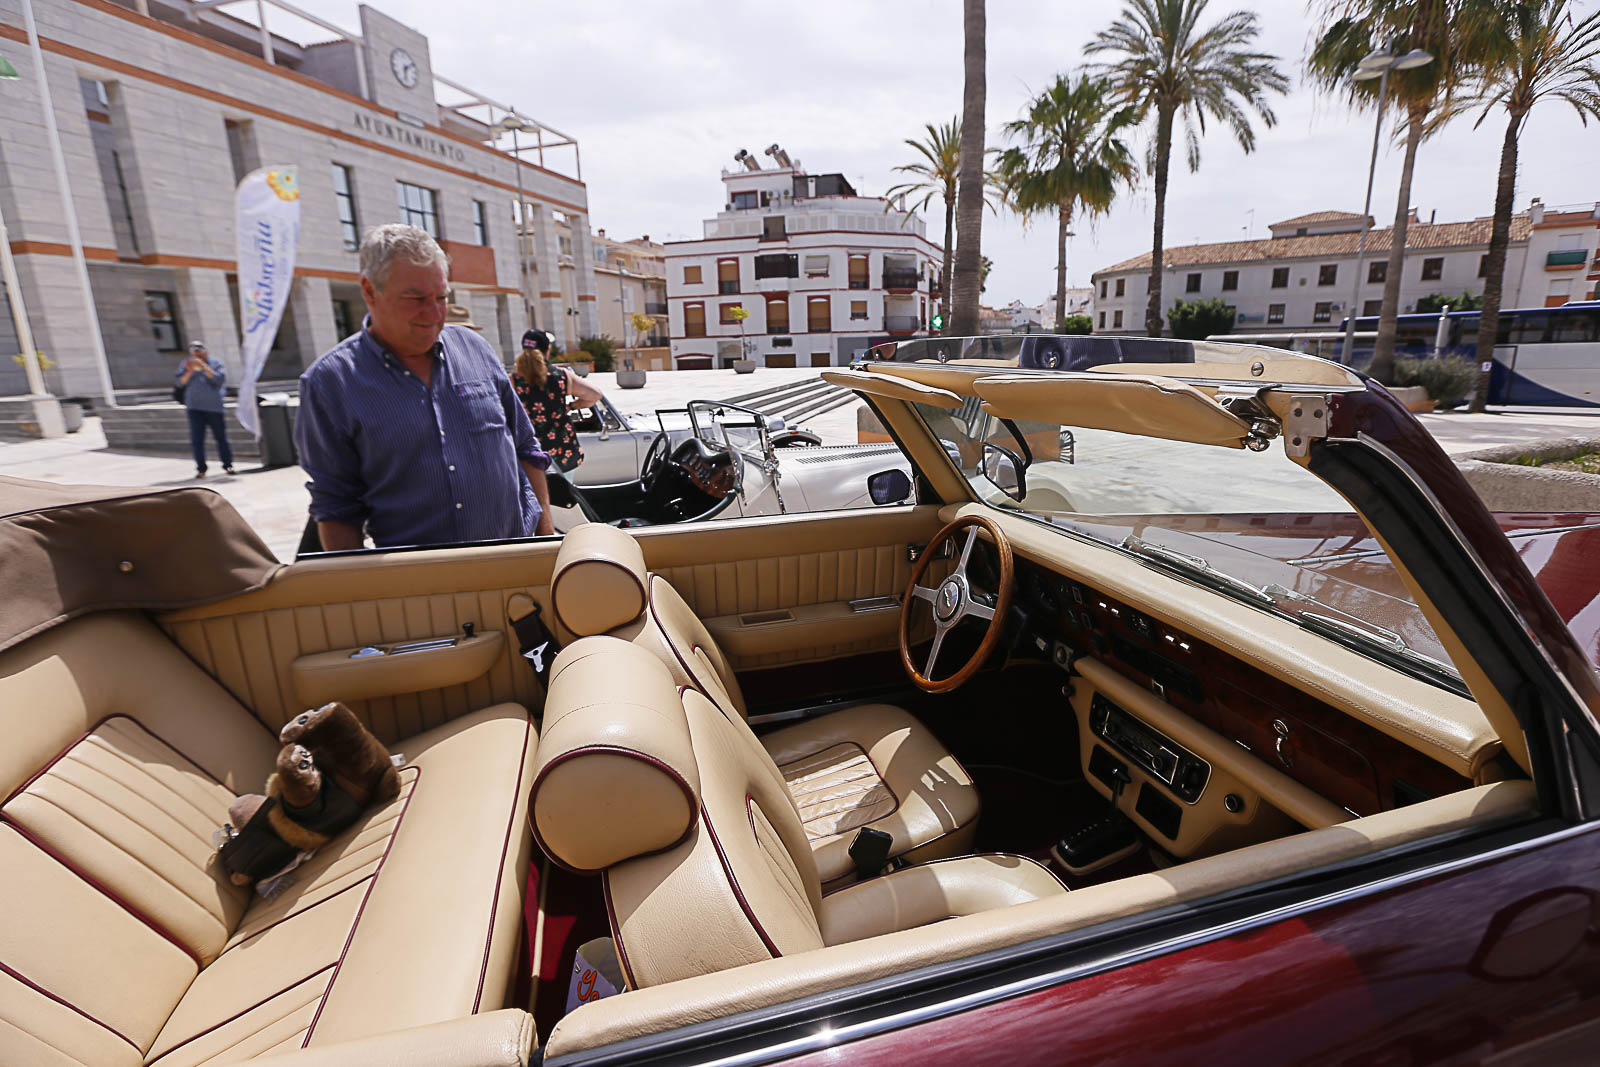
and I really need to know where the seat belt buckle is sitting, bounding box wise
[847,827,895,880]
[507,593,561,691]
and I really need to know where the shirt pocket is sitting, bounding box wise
[455,379,507,433]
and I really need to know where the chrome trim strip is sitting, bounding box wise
[682,817,1585,1067]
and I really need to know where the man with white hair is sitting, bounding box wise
[294,223,555,549]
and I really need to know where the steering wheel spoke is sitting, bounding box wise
[910,583,939,605]
[963,598,996,622]
[923,626,949,679]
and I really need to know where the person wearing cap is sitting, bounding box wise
[175,340,234,477]
[294,223,555,550]
[512,329,604,473]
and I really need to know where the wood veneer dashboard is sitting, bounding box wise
[1014,558,1471,818]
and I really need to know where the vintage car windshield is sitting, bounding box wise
[687,400,768,458]
[909,396,1463,690]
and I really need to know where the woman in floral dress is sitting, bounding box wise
[512,330,605,473]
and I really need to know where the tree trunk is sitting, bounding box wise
[1145,104,1174,336]
[1471,112,1522,412]
[1056,201,1072,331]
[941,190,955,331]
[1371,102,1426,385]
[951,0,986,337]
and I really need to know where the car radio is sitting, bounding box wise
[1088,693,1210,804]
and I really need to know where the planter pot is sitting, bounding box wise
[559,361,593,377]
[733,359,757,374]
[616,368,647,389]
[59,402,84,433]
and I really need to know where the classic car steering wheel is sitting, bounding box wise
[899,514,1014,692]
[639,432,671,487]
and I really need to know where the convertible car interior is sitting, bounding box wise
[4,343,1587,1066]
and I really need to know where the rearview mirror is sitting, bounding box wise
[867,468,912,506]
[981,442,1026,502]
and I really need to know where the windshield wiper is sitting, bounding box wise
[1120,535,1277,609]
[1264,583,1466,692]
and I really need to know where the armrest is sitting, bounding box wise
[292,629,504,705]
[248,1009,536,1067]
[818,854,1067,946]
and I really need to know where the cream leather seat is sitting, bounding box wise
[0,612,537,1066]
[529,637,1064,988]
[549,522,982,883]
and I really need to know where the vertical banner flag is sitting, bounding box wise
[234,166,300,437]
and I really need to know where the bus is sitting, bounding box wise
[1344,303,1600,407]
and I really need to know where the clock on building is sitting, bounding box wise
[389,48,420,89]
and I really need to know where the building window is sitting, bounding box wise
[767,297,789,334]
[1368,260,1386,284]
[1099,280,1107,299]
[850,300,868,320]
[683,302,706,338]
[332,164,359,251]
[755,253,798,279]
[1113,309,1123,328]
[558,235,573,256]
[1114,278,1125,297]
[1318,263,1337,286]
[1222,270,1238,291]
[807,296,830,333]
[1185,272,1201,293]
[1267,303,1285,324]
[683,265,702,285]
[848,256,869,289]
[1271,266,1289,289]
[145,291,181,351]
[332,299,355,339]
[1421,257,1443,281]
[719,301,744,325]
[224,119,257,184]
[730,191,758,210]
[1478,253,1491,277]
[1362,299,1383,317]
[1098,311,1106,329]
[717,258,740,295]
[1313,301,1332,323]
[396,180,440,237]
[762,216,787,241]
[471,199,489,246]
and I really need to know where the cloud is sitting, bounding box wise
[326,0,1600,307]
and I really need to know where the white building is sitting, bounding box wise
[665,146,941,369]
[1090,202,1599,336]
[0,0,594,397]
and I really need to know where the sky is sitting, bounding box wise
[315,0,1600,309]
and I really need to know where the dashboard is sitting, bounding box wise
[1014,558,1473,846]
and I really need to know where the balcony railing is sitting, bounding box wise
[1547,249,1589,268]
[885,315,920,333]
[881,268,921,290]
[718,280,740,294]
[848,279,870,290]
[645,302,668,315]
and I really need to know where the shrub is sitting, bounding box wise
[1415,290,1483,314]
[1393,357,1479,409]
[572,334,617,372]
[1166,298,1236,340]
[1060,314,1092,335]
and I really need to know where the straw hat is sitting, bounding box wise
[445,304,483,331]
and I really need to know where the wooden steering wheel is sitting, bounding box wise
[899,514,1014,692]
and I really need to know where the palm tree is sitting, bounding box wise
[1467,0,1600,411]
[951,0,987,337]
[996,74,1139,332]
[1086,0,1288,337]
[1309,0,1471,384]
[884,120,964,321]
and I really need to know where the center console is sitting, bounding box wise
[1089,693,1210,804]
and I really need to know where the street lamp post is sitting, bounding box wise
[1341,47,1434,365]
[498,114,539,332]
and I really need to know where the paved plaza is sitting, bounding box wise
[3,368,1597,562]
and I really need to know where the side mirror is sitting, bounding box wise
[981,441,1026,502]
[867,468,912,506]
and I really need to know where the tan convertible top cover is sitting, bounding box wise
[0,476,279,652]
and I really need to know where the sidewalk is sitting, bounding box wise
[2,374,1593,563]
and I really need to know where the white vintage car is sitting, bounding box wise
[548,399,912,531]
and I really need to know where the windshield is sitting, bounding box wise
[687,400,768,458]
[910,394,1460,683]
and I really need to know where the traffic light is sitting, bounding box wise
[931,312,944,330]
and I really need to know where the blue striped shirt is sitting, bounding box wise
[175,357,227,413]
[295,322,551,548]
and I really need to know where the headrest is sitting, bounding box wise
[529,636,700,872]
[550,523,649,637]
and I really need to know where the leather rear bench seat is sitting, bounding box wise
[0,612,538,1066]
